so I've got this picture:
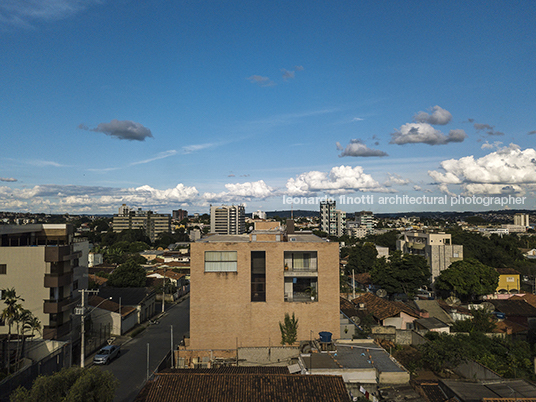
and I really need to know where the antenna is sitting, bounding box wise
[291,202,294,220]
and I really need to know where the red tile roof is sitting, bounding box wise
[88,295,137,318]
[352,292,419,321]
[135,372,349,402]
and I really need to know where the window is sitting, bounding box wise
[204,251,237,272]
[0,264,6,275]
[251,251,266,302]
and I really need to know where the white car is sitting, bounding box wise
[93,345,121,365]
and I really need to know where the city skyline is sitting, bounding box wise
[1,1,535,215]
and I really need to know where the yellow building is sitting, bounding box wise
[496,268,521,294]
[190,228,340,350]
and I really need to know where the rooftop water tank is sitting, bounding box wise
[319,331,332,343]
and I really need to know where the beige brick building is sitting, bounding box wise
[190,229,340,350]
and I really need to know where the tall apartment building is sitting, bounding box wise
[172,209,188,221]
[396,232,463,282]
[514,213,530,228]
[210,205,245,235]
[319,200,346,237]
[113,204,171,243]
[0,224,88,340]
[190,230,340,349]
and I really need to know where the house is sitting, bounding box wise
[189,226,340,349]
[0,224,88,340]
[489,298,536,328]
[96,287,157,324]
[134,367,350,402]
[495,268,521,294]
[411,299,454,325]
[351,292,419,329]
[88,295,138,335]
[413,317,450,333]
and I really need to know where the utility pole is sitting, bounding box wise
[170,325,174,369]
[162,267,167,313]
[79,289,99,368]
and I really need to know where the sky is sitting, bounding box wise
[1,0,536,215]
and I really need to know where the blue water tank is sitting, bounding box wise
[319,331,332,343]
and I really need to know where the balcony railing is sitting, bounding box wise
[44,272,73,288]
[43,297,73,314]
[284,292,317,302]
[45,245,72,262]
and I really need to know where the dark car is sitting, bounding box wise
[93,345,121,365]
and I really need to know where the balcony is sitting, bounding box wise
[44,272,73,288]
[45,245,72,262]
[43,322,71,340]
[43,297,73,314]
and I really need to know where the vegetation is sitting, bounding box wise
[451,309,497,333]
[10,367,118,402]
[418,332,533,379]
[107,259,147,288]
[369,251,430,296]
[279,313,299,345]
[434,259,499,301]
[1,288,41,375]
[344,242,378,275]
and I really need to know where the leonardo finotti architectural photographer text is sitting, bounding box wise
[282,194,527,207]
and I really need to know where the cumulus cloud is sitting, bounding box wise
[0,177,17,182]
[390,123,467,145]
[384,173,410,186]
[286,165,390,196]
[413,185,422,191]
[84,119,153,141]
[413,106,452,125]
[203,180,275,203]
[428,144,536,195]
[336,139,388,157]
[481,141,503,150]
[247,75,275,87]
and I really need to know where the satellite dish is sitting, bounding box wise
[350,316,361,325]
[481,301,495,312]
[376,289,388,298]
[445,296,461,306]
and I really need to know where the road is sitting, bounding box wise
[99,297,190,402]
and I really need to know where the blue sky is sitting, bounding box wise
[1,0,535,215]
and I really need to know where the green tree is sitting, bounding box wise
[434,259,499,301]
[279,313,299,345]
[10,366,118,402]
[1,288,24,374]
[107,259,147,287]
[345,242,378,274]
[369,251,430,296]
[451,309,497,333]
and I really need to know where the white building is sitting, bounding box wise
[320,200,346,237]
[210,205,246,235]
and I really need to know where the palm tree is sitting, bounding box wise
[17,310,41,365]
[1,288,24,374]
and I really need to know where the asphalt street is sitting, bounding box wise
[98,297,190,402]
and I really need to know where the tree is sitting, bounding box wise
[10,366,118,402]
[279,313,299,345]
[1,288,24,374]
[369,251,430,296]
[451,309,496,333]
[434,259,499,301]
[345,242,378,274]
[107,259,146,288]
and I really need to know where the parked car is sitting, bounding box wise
[93,345,121,365]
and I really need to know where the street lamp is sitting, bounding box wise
[79,290,111,368]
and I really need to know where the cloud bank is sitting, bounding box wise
[337,139,388,157]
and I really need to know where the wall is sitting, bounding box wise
[453,360,501,380]
[190,239,340,349]
[238,346,299,366]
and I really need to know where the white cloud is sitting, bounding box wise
[203,180,275,203]
[130,150,177,165]
[0,177,17,182]
[413,185,422,191]
[390,122,467,145]
[247,75,275,87]
[428,144,536,195]
[285,165,390,196]
[384,173,410,186]
[0,0,102,28]
[86,119,153,141]
[352,117,364,122]
[337,139,388,157]
[413,106,452,125]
